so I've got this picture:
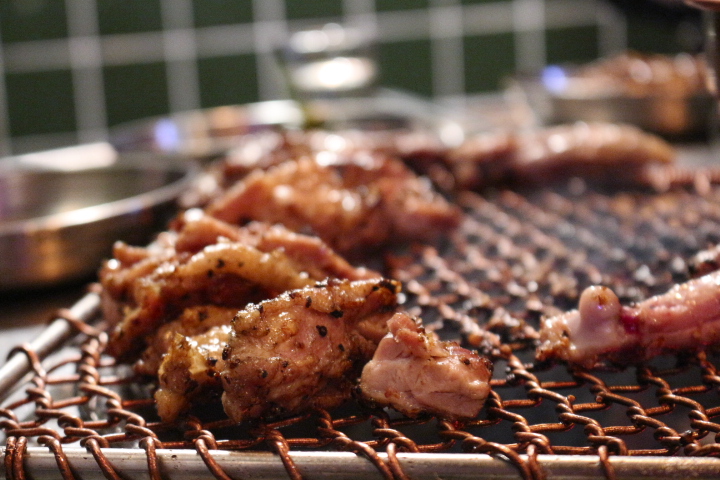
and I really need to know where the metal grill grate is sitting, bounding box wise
[3,180,720,479]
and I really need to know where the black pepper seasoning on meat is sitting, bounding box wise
[316,325,328,337]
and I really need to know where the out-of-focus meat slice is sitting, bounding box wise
[219,129,449,185]
[220,278,400,423]
[447,122,675,190]
[155,324,232,422]
[445,131,517,191]
[688,243,720,277]
[205,153,461,255]
[536,270,720,367]
[359,312,493,420]
[184,128,451,208]
[135,305,238,376]
[102,213,378,362]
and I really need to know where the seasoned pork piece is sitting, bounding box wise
[205,152,461,255]
[155,324,232,422]
[107,243,316,360]
[218,129,449,186]
[447,122,675,190]
[220,278,400,423]
[135,305,238,376]
[359,312,493,420]
[185,128,451,208]
[100,212,260,326]
[101,213,378,361]
[536,270,720,367]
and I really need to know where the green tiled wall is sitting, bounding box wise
[546,25,600,66]
[6,69,76,136]
[103,62,169,126]
[97,2,164,35]
[192,2,254,28]
[198,54,260,107]
[378,39,434,97]
[464,33,516,93]
[0,0,703,154]
[0,2,67,43]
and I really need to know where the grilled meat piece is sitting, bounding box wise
[448,122,675,190]
[155,324,232,422]
[100,212,264,326]
[688,243,720,277]
[108,243,316,360]
[135,305,238,376]
[101,213,377,361]
[219,129,448,186]
[359,312,493,420]
[185,128,450,208]
[536,270,720,367]
[205,153,461,255]
[220,278,400,423]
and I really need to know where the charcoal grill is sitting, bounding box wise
[3,172,720,479]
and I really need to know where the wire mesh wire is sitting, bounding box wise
[4,179,720,479]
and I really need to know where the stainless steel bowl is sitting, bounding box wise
[0,143,197,290]
[109,100,305,159]
[109,93,453,159]
[514,64,716,139]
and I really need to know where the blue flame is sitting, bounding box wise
[154,119,181,152]
[541,65,568,93]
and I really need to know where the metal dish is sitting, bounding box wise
[110,100,305,160]
[109,92,459,160]
[514,63,716,139]
[0,142,197,290]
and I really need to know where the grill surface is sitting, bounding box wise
[3,178,720,479]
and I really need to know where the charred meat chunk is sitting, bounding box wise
[155,324,232,422]
[100,213,377,361]
[135,305,238,377]
[220,278,400,423]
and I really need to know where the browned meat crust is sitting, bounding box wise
[205,153,461,255]
[135,305,238,376]
[219,278,400,423]
[100,212,378,361]
[359,312,493,420]
[155,324,232,422]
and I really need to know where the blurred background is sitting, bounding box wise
[0,0,703,156]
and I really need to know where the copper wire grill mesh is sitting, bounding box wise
[4,181,720,479]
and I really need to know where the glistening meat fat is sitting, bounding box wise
[359,312,493,420]
[536,270,720,367]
